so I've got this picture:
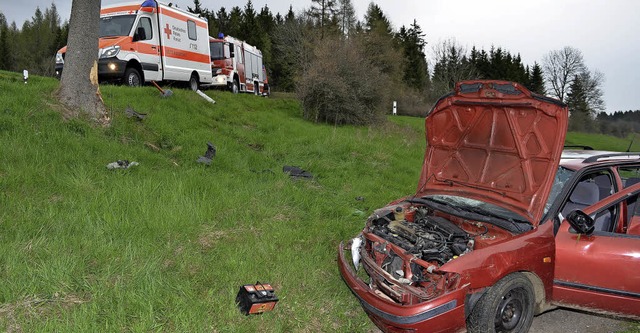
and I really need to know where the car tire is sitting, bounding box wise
[467,273,535,333]
[124,68,142,87]
[231,79,239,94]
[189,74,199,91]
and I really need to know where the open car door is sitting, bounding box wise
[553,181,640,318]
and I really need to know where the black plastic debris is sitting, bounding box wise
[283,166,313,180]
[125,106,147,121]
[355,196,365,202]
[106,160,139,170]
[196,142,216,165]
[236,282,279,315]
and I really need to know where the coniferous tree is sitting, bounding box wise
[215,8,229,36]
[566,75,593,132]
[398,20,429,91]
[336,0,356,36]
[309,0,338,38]
[0,12,9,71]
[528,62,545,95]
[226,6,242,38]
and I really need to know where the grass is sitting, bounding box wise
[0,71,424,332]
[0,70,637,332]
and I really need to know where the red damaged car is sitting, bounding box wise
[338,80,640,332]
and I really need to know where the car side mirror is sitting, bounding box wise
[229,43,235,58]
[566,210,595,235]
[133,27,146,41]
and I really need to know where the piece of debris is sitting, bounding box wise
[151,80,173,97]
[283,166,313,180]
[125,106,147,120]
[144,142,161,152]
[236,282,279,315]
[196,89,216,104]
[196,142,216,165]
[355,196,365,202]
[106,160,139,170]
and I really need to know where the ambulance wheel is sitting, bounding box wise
[189,74,199,91]
[231,79,239,94]
[124,68,142,87]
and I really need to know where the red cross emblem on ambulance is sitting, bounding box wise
[164,24,172,39]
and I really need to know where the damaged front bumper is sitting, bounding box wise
[338,238,468,333]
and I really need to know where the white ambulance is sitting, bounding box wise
[55,0,213,90]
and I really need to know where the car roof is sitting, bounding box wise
[561,149,640,170]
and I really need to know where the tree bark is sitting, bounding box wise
[58,0,108,125]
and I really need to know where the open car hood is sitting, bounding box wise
[417,81,568,226]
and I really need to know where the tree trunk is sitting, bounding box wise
[58,0,108,125]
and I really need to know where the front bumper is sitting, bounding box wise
[210,74,228,87]
[54,58,128,81]
[338,240,467,333]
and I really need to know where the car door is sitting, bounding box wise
[553,181,640,317]
[132,14,161,81]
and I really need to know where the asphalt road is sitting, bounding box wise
[367,308,638,333]
[529,308,636,333]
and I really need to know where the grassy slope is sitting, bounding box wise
[0,71,424,332]
[0,71,637,332]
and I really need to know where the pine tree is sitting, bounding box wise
[398,20,429,91]
[309,0,338,38]
[0,13,9,70]
[215,8,229,36]
[528,62,545,95]
[227,6,242,37]
[566,75,593,132]
[240,1,259,45]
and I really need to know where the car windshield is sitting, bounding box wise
[210,42,225,60]
[421,194,531,233]
[99,15,136,37]
[543,166,575,215]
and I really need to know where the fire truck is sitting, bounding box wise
[55,0,213,90]
[209,34,269,96]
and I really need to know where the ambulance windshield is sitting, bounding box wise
[100,15,136,37]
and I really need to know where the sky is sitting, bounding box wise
[2,0,639,112]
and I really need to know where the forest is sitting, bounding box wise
[0,0,637,135]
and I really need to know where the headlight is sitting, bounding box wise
[99,46,120,59]
[55,53,64,64]
[350,236,363,271]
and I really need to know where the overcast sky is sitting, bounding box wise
[3,0,639,112]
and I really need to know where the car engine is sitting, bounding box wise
[370,207,474,266]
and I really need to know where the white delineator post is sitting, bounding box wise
[393,101,397,115]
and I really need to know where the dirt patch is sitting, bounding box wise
[0,293,88,332]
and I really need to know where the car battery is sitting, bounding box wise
[236,282,279,315]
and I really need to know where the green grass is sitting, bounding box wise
[0,71,637,332]
[0,71,424,332]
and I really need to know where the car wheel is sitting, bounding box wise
[124,67,142,87]
[189,74,199,91]
[467,273,535,333]
[124,68,142,87]
[231,79,239,94]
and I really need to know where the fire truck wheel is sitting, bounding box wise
[124,68,142,87]
[189,74,199,91]
[231,79,239,94]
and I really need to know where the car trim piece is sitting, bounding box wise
[554,280,640,298]
[354,294,457,325]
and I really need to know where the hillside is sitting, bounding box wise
[0,71,637,332]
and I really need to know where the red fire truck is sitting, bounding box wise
[209,34,269,96]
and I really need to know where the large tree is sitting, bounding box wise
[57,0,107,123]
[542,46,585,102]
[398,20,429,91]
[309,0,338,38]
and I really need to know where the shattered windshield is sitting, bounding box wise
[544,166,575,215]
[99,15,136,37]
[425,195,528,223]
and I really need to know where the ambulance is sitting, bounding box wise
[55,0,213,90]
[209,34,269,96]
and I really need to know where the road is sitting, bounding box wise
[530,308,636,333]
